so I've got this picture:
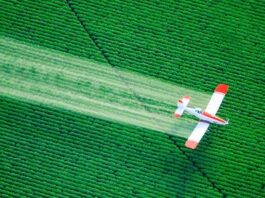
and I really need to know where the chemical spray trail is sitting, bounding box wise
[0,37,210,138]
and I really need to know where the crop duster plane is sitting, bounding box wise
[174,84,229,149]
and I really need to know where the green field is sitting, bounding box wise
[1,0,265,197]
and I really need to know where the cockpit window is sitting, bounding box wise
[195,109,202,113]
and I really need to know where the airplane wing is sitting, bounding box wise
[185,121,210,149]
[185,84,229,149]
[204,84,229,115]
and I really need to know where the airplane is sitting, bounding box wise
[174,84,229,149]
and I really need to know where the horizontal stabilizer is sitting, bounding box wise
[174,96,190,117]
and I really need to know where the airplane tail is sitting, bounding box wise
[174,96,190,117]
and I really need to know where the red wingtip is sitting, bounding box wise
[174,113,181,118]
[184,96,190,99]
[215,84,229,94]
[185,140,198,149]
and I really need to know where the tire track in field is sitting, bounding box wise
[63,1,226,197]
[64,0,153,119]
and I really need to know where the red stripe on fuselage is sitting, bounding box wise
[202,112,225,123]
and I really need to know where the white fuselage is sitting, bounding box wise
[185,107,228,125]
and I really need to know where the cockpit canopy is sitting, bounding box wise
[195,108,202,113]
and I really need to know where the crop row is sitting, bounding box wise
[0,96,221,197]
[1,61,263,146]
[0,1,104,62]
[1,95,262,197]
[1,0,265,197]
